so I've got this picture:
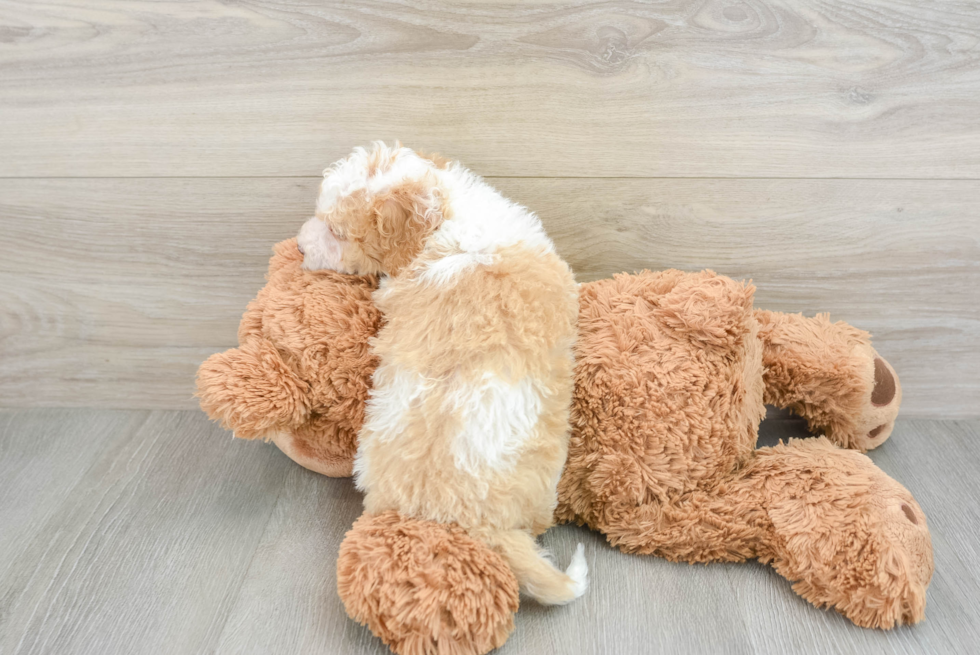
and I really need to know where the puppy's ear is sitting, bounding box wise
[371,179,442,275]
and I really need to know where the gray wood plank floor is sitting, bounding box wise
[1,409,977,654]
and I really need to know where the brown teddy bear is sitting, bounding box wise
[198,239,932,655]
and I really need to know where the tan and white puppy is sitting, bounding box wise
[298,143,587,604]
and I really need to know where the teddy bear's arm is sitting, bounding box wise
[755,310,902,451]
[196,340,310,440]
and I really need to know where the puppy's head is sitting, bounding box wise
[298,142,446,276]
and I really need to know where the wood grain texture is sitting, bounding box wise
[213,464,371,655]
[1,177,976,415]
[0,410,292,655]
[0,409,150,583]
[1,0,979,177]
[0,409,978,654]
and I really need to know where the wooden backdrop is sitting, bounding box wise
[1,0,977,416]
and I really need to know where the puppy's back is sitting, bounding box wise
[354,244,585,604]
[356,246,577,512]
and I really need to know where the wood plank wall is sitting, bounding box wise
[1,1,978,415]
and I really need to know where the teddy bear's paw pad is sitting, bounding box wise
[843,351,902,452]
[271,430,354,477]
[868,423,890,440]
[872,357,897,406]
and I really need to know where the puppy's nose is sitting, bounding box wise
[297,243,305,255]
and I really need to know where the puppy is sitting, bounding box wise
[298,143,587,604]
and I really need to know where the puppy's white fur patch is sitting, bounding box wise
[565,543,589,599]
[354,365,543,481]
[522,543,589,604]
[417,251,498,286]
[428,165,555,258]
[316,144,432,217]
[357,364,427,442]
[447,374,543,474]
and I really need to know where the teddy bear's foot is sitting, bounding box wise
[570,437,932,629]
[267,410,357,477]
[271,427,354,477]
[337,512,520,655]
[752,438,933,628]
[755,310,902,451]
[852,352,902,450]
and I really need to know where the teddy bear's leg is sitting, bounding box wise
[591,439,932,629]
[337,511,520,655]
[594,480,773,564]
[754,310,901,451]
[196,340,310,440]
[748,438,933,628]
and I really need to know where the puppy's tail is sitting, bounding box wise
[479,529,588,605]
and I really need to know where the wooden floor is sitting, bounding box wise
[0,408,977,655]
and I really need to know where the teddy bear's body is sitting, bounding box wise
[198,239,931,655]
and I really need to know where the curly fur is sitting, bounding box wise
[300,143,587,606]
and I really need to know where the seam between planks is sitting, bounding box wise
[208,470,290,651]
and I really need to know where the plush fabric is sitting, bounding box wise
[755,309,902,450]
[198,240,931,654]
[197,239,380,475]
[338,512,520,655]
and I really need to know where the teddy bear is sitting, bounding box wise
[197,238,932,655]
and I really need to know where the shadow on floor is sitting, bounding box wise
[757,405,815,448]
